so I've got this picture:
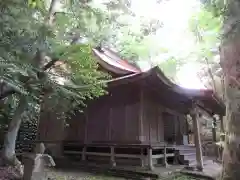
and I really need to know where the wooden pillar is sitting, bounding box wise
[140,147,145,167]
[212,115,218,160]
[220,115,225,136]
[174,116,178,145]
[110,146,116,167]
[109,108,112,141]
[139,88,144,142]
[212,116,217,143]
[163,145,169,167]
[185,117,190,144]
[82,146,86,161]
[219,115,225,161]
[190,105,203,171]
[84,112,88,143]
[147,147,153,170]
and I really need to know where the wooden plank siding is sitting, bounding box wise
[139,88,188,144]
[140,88,164,144]
[64,83,141,144]
[39,82,188,147]
[39,111,65,142]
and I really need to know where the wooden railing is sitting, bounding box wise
[63,142,176,170]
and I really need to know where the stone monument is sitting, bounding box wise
[23,143,55,180]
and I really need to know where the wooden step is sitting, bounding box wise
[184,156,212,166]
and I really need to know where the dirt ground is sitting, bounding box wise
[46,168,125,180]
[45,168,206,180]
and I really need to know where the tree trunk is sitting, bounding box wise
[2,97,27,175]
[220,74,240,180]
[0,1,58,177]
[220,3,240,176]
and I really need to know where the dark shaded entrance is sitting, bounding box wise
[163,112,184,145]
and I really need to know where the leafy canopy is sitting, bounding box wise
[0,0,110,121]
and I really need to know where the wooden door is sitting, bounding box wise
[175,117,183,145]
[162,112,175,144]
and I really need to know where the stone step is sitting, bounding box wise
[178,149,196,154]
[184,156,213,167]
[181,153,196,157]
[179,153,197,166]
[188,159,214,167]
[175,145,195,149]
[177,153,196,165]
[183,155,197,163]
[175,148,196,152]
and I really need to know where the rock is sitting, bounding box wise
[34,143,45,154]
[23,153,55,180]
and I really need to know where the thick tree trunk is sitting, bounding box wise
[220,78,240,179]
[2,97,27,175]
[220,27,240,179]
[219,1,240,178]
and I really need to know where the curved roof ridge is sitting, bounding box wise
[93,47,141,75]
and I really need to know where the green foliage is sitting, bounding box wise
[200,0,240,43]
[0,0,48,97]
[0,95,19,125]
[158,58,181,82]
[105,15,163,62]
[0,0,109,123]
[201,0,228,17]
[0,0,163,122]
[189,6,222,63]
[43,44,108,115]
[155,1,225,87]
[52,0,163,63]
[186,3,223,90]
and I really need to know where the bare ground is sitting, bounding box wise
[0,166,22,180]
[45,168,126,180]
[0,166,208,180]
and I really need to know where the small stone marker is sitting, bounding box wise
[23,143,55,180]
[34,143,46,154]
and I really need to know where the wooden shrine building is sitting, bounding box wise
[38,47,225,171]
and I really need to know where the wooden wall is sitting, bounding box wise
[64,110,86,142]
[39,83,189,146]
[140,88,164,143]
[65,83,141,143]
[139,88,188,144]
[39,111,65,142]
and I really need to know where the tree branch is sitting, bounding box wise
[0,0,65,100]
[204,57,217,93]
[0,54,62,100]
[45,0,58,25]
[42,58,59,71]
[0,89,16,100]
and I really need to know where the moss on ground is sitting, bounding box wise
[161,174,206,180]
